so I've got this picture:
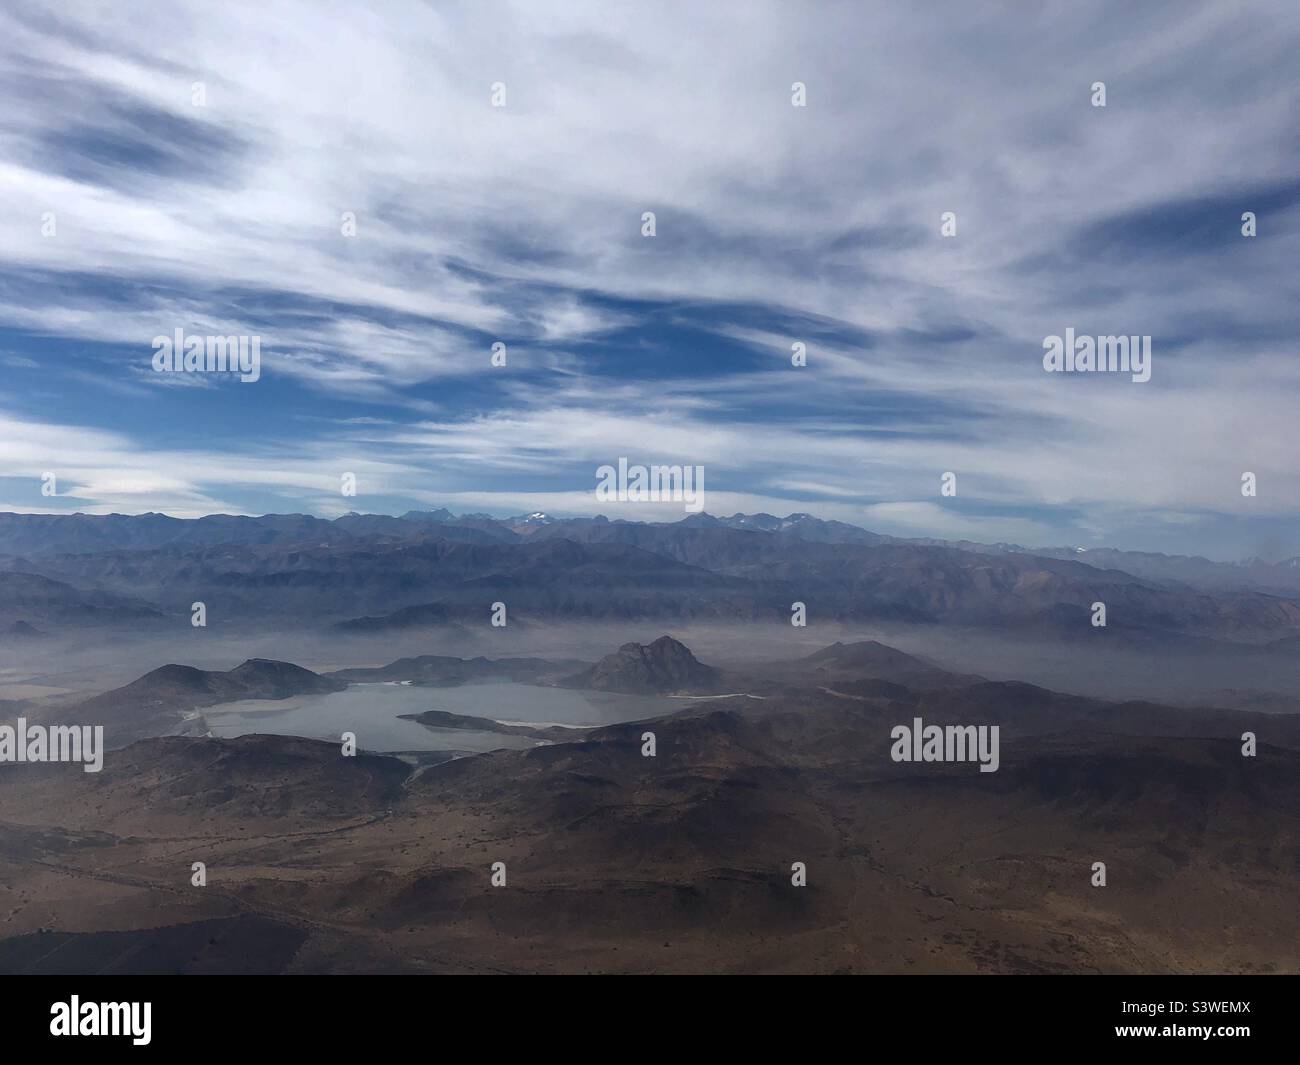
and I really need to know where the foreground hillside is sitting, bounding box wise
[1,643,1296,974]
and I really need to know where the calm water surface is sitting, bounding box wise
[202,680,676,753]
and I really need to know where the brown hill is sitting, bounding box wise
[48,659,346,746]
[793,639,985,688]
[561,635,723,694]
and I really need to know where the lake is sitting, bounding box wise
[201,680,679,754]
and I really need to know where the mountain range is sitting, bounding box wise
[1,510,1298,643]
[1,508,1297,588]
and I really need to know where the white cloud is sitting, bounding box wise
[0,1,1296,554]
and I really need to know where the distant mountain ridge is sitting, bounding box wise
[2,510,1298,640]
[1,508,1293,583]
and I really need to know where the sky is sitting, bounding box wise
[0,0,1297,560]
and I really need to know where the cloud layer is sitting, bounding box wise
[1,1,1297,558]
